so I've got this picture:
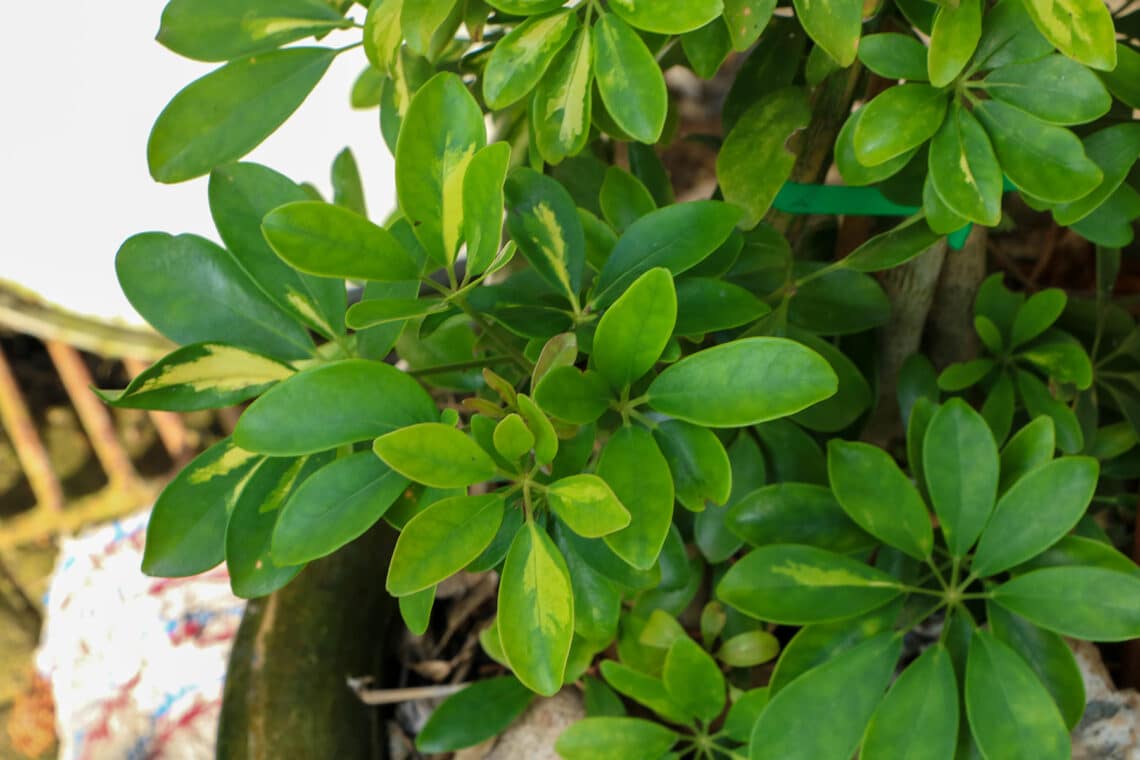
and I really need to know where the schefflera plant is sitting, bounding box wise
[105,70,840,697]
[707,397,1140,760]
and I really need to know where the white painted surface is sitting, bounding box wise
[1,2,396,325]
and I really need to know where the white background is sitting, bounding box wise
[1,2,397,325]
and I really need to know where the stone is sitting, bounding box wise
[1070,639,1140,760]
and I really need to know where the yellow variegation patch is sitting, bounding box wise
[134,343,295,395]
[531,203,575,296]
[771,561,898,589]
[189,443,259,485]
[441,144,477,263]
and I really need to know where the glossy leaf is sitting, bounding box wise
[387,494,505,595]
[594,12,668,144]
[973,0,1052,69]
[857,34,929,80]
[717,544,903,624]
[116,233,313,360]
[272,452,408,565]
[854,85,948,167]
[966,630,1070,760]
[653,420,733,511]
[505,167,586,302]
[927,0,981,87]
[971,456,1098,576]
[663,637,725,721]
[143,438,261,576]
[842,215,942,272]
[534,366,612,424]
[1020,0,1116,71]
[718,88,811,228]
[607,0,724,34]
[556,717,678,760]
[262,201,419,281]
[235,360,436,455]
[793,0,861,65]
[834,108,919,187]
[974,99,1102,204]
[373,423,497,489]
[928,104,1003,226]
[148,48,334,183]
[547,474,631,538]
[862,645,958,760]
[751,633,901,760]
[992,567,1140,641]
[499,521,575,695]
[363,0,402,75]
[674,277,770,335]
[725,0,776,50]
[531,27,593,164]
[923,399,999,556]
[727,483,875,554]
[395,72,486,264]
[999,415,1055,493]
[598,426,674,570]
[983,55,1111,126]
[591,202,742,308]
[225,458,308,598]
[593,268,677,390]
[828,440,933,560]
[599,167,656,232]
[483,10,578,109]
[648,338,838,428]
[716,630,780,667]
[1053,124,1140,226]
[416,677,534,753]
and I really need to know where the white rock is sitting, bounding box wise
[1070,639,1140,760]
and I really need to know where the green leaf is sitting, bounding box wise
[493,414,535,462]
[694,433,765,562]
[683,19,733,79]
[988,604,1085,729]
[401,0,461,62]
[717,88,812,228]
[862,645,958,760]
[395,72,486,264]
[857,34,929,80]
[591,202,741,308]
[1053,124,1140,226]
[1099,43,1140,109]
[793,0,861,65]
[1016,534,1140,576]
[724,0,775,50]
[209,162,346,337]
[116,233,313,360]
[663,637,725,722]
[156,0,350,62]
[937,358,994,391]
[928,103,1003,226]
[727,483,875,554]
[331,147,366,216]
[923,398,999,556]
[599,167,657,233]
[416,677,534,753]
[673,278,770,335]
[983,55,1111,126]
[716,630,780,667]
[531,26,593,164]
[965,630,1070,760]
[148,48,334,183]
[973,0,1052,69]
[534,366,612,424]
[854,85,948,167]
[363,0,402,75]
[262,201,420,281]
[973,99,1102,204]
[387,494,505,595]
[1019,0,1116,71]
[225,457,310,598]
[751,633,902,760]
[483,10,578,109]
[991,567,1140,641]
[345,297,446,330]
[584,675,626,718]
[842,215,942,272]
[556,717,679,760]
[1070,183,1140,247]
[594,12,668,144]
[234,360,436,455]
[1010,289,1067,347]
[559,535,622,641]
[927,0,981,87]
[487,0,565,14]
[607,0,723,34]
[598,426,675,570]
[499,521,575,695]
[373,423,497,489]
[1016,370,1083,454]
[723,688,769,743]
[971,456,1098,575]
[505,167,586,302]
[98,342,293,411]
[828,440,934,560]
[717,544,903,624]
[272,452,409,565]
[547,474,631,538]
[143,438,261,576]
[461,143,512,277]
[834,108,919,186]
[600,661,689,722]
[594,268,677,390]
[999,416,1055,493]
[653,420,732,511]
[648,338,838,428]
[1022,331,1094,391]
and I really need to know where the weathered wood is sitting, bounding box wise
[217,521,398,760]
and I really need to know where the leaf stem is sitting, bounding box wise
[408,355,514,377]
